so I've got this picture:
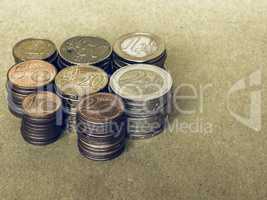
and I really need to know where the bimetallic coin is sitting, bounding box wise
[22,92,62,118]
[113,32,165,63]
[109,64,172,101]
[59,36,112,65]
[13,38,57,62]
[7,60,57,89]
[55,65,108,99]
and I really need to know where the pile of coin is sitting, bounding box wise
[12,38,59,69]
[76,93,126,161]
[58,36,113,74]
[54,65,109,132]
[6,60,57,117]
[113,32,167,71]
[20,92,63,145]
[109,64,173,139]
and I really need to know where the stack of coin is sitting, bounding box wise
[109,64,173,139]
[113,32,167,71]
[76,93,126,161]
[58,36,113,74]
[13,38,59,69]
[21,92,63,145]
[54,65,109,132]
[6,60,57,117]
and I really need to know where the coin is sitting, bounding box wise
[113,32,165,63]
[77,93,125,124]
[22,92,62,118]
[55,65,108,99]
[109,64,172,101]
[59,36,112,65]
[7,60,57,89]
[13,38,57,62]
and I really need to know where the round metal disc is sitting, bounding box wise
[7,60,57,89]
[59,36,112,65]
[113,32,165,63]
[77,93,125,124]
[109,64,173,101]
[22,91,62,118]
[13,38,57,62]
[55,65,108,99]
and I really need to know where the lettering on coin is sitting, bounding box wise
[121,36,158,58]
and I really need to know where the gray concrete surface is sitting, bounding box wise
[0,0,266,200]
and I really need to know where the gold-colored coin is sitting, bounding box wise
[13,38,57,61]
[55,65,108,98]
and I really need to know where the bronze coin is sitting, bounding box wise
[7,60,57,89]
[77,93,124,124]
[22,91,62,118]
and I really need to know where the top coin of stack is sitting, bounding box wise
[109,64,173,139]
[58,36,113,74]
[6,60,57,117]
[54,65,109,132]
[113,32,167,70]
[12,38,59,69]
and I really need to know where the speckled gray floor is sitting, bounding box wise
[0,1,266,200]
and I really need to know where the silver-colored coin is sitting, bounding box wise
[113,32,165,63]
[109,64,172,101]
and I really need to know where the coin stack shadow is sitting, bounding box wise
[12,38,59,70]
[76,93,126,161]
[109,64,173,139]
[54,65,109,133]
[6,60,57,118]
[20,92,63,145]
[58,36,113,74]
[112,32,167,71]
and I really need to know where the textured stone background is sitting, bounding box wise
[0,0,266,200]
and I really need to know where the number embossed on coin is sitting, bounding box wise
[13,38,57,61]
[55,65,108,98]
[8,60,57,89]
[113,32,165,62]
[22,92,62,117]
[59,36,112,64]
